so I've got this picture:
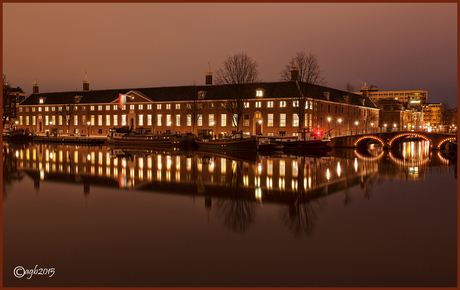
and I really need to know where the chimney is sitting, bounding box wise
[291,59,299,81]
[32,79,39,94]
[83,70,89,91]
[205,61,212,85]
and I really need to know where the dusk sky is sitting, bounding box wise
[3,3,457,106]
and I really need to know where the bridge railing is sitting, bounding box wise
[331,127,457,137]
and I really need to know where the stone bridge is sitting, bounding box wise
[328,131,457,150]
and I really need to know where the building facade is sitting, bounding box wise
[357,83,428,109]
[17,70,379,137]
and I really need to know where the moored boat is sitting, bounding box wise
[194,136,258,151]
[4,129,31,142]
[279,129,331,151]
[107,127,195,147]
[258,137,284,151]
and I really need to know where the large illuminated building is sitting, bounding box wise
[16,66,378,137]
[357,83,428,108]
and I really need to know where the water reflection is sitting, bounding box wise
[3,140,456,237]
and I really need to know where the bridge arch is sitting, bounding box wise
[437,137,457,150]
[353,135,385,147]
[388,133,432,148]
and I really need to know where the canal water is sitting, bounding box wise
[3,141,457,287]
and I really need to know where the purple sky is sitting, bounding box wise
[3,3,457,106]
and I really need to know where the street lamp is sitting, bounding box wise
[327,117,331,135]
[384,123,387,132]
[355,121,359,135]
[371,122,374,133]
[87,121,91,137]
[393,123,397,132]
[15,120,18,130]
[338,118,342,136]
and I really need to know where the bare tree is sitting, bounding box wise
[215,53,259,133]
[344,83,358,134]
[60,100,77,136]
[440,102,455,126]
[185,86,202,135]
[280,52,326,134]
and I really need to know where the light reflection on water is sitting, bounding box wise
[2,141,457,287]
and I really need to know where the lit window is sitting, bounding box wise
[157,104,162,110]
[221,114,227,126]
[39,99,44,104]
[114,115,118,126]
[157,114,162,126]
[74,115,78,126]
[139,115,143,126]
[293,114,299,127]
[98,106,103,110]
[209,103,214,109]
[166,114,171,126]
[280,114,286,127]
[45,106,49,111]
[38,107,42,112]
[267,101,273,108]
[256,89,263,97]
[175,104,180,109]
[166,104,171,110]
[106,105,111,111]
[90,106,95,111]
[32,107,36,112]
[113,105,118,110]
[186,114,192,126]
[106,115,111,126]
[147,104,152,110]
[98,115,103,126]
[147,115,152,126]
[268,114,274,127]
[280,101,286,108]
[19,116,23,125]
[209,114,214,126]
[293,101,299,107]
[45,115,49,125]
[122,105,126,110]
[176,115,181,126]
[130,105,134,110]
[244,102,250,108]
[121,115,126,126]
[197,114,202,126]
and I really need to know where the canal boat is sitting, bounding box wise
[258,137,284,152]
[3,129,31,142]
[107,127,195,147]
[194,135,259,152]
[277,129,331,151]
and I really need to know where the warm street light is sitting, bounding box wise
[327,117,331,134]
[87,121,91,137]
[338,118,342,136]
[355,121,359,135]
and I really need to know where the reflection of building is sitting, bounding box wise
[17,68,378,137]
[12,143,379,202]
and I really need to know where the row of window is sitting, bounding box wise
[19,100,318,113]
[19,113,317,128]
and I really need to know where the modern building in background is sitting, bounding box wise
[357,83,428,108]
[16,68,379,137]
[2,84,26,129]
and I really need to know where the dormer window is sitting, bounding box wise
[256,89,264,97]
[39,98,45,104]
[198,91,206,99]
[74,95,83,103]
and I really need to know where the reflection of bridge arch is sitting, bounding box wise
[437,137,457,150]
[354,149,384,162]
[353,135,385,147]
[388,133,432,148]
[388,151,430,167]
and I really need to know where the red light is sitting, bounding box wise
[316,131,321,136]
